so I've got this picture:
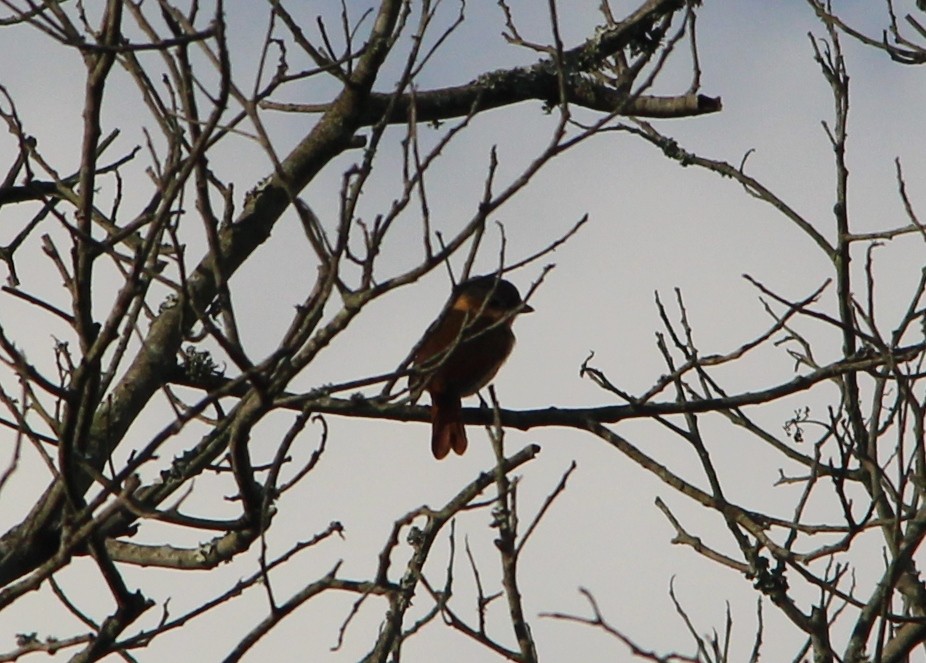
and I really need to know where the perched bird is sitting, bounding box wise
[412,275,533,459]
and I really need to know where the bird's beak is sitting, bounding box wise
[519,303,535,314]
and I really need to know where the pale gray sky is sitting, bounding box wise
[1,1,925,661]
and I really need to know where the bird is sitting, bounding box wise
[412,275,533,459]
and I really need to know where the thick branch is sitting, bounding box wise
[104,528,261,570]
[265,88,721,124]
[266,0,721,124]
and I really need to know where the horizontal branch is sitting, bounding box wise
[169,344,924,432]
[262,0,721,125]
[0,633,93,661]
[263,88,721,124]
[104,527,260,570]
[0,181,58,205]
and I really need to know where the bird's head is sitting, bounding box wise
[451,275,534,321]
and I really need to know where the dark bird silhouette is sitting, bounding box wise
[412,275,533,459]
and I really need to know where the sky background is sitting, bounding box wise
[1,1,926,661]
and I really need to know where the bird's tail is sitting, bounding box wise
[431,394,467,459]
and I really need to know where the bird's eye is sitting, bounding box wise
[488,294,507,308]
